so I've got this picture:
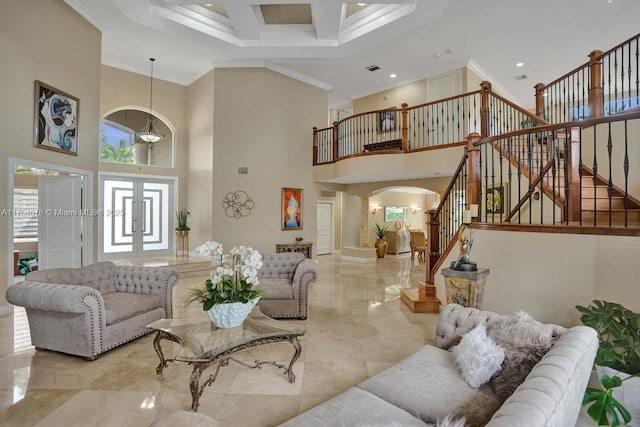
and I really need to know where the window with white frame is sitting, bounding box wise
[13,188,39,240]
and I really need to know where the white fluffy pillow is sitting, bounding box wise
[451,323,505,388]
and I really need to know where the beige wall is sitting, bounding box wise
[194,68,327,254]
[99,65,189,209]
[0,0,101,309]
[354,80,427,114]
[464,67,484,93]
[352,66,486,116]
[186,70,215,243]
[433,229,640,327]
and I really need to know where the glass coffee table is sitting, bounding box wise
[147,307,306,412]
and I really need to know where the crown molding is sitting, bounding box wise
[64,0,109,31]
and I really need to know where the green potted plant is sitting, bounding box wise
[575,300,640,426]
[373,223,389,258]
[175,209,190,237]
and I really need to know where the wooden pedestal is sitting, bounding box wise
[441,268,489,309]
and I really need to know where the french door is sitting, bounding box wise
[99,175,175,259]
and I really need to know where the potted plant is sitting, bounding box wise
[186,241,264,328]
[175,209,190,237]
[373,223,389,258]
[575,300,640,426]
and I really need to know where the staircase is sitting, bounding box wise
[579,170,640,227]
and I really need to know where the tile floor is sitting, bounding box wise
[1,253,443,427]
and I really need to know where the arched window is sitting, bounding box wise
[100,109,173,167]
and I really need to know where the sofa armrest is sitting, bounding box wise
[486,326,598,427]
[291,259,318,298]
[6,281,104,315]
[114,266,180,317]
[434,303,505,349]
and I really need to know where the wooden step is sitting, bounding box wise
[419,281,436,298]
[400,288,440,313]
[581,209,640,226]
[582,197,627,210]
[582,186,613,198]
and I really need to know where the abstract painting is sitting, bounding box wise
[34,80,79,155]
[282,188,303,230]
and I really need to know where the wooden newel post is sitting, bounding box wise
[588,50,604,119]
[562,127,582,223]
[401,103,409,151]
[466,133,482,213]
[312,127,318,166]
[534,83,546,119]
[332,121,339,163]
[480,81,492,138]
[426,210,440,284]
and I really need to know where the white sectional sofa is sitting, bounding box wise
[282,303,598,427]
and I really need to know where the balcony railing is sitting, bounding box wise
[536,33,640,123]
[313,82,546,166]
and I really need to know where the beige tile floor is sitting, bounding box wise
[0,253,442,427]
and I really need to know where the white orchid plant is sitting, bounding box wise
[186,241,263,310]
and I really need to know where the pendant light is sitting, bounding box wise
[137,58,164,143]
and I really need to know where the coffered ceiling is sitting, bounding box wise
[65,0,640,108]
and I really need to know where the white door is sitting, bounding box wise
[316,201,333,255]
[427,70,463,144]
[38,175,83,269]
[100,176,173,259]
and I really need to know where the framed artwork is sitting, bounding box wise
[34,80,79,155]
[282,188,303,230]
[378,111,395,132]
[485,184,507,214]
[384,206,406,222]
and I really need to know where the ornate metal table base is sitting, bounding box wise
[152,331,303,412]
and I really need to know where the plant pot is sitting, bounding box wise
[206,297,260,328]
[596,365,640,426]
[175,230,189,238]
[375,239,388,258]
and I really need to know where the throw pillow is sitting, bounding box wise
[436,415,468,427]
[487,311,562,400]
[451,323,505,388]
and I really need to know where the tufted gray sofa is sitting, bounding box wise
[6,261,179,360]
[256,253,318,320]
[281,303,598,427]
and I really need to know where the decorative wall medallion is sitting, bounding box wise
[222,191,254,218]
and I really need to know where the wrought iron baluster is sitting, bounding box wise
[607,122,613,227]
[623,120,629,227]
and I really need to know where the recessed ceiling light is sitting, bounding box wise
[433,52,442,58]
[516,62,524,67]
[357,2,367,6]
[389,73,397,78]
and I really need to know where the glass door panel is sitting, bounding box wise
[100,176,173,258]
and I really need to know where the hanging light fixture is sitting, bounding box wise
[137,57,164,143]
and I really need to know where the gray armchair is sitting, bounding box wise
[257,253,318,320]
[6,261,179,360]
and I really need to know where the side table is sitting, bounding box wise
[275,241,313,258]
